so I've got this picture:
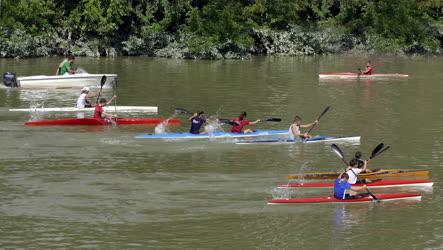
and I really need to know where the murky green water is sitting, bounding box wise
[0,55,442,249]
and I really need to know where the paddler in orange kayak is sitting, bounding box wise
[334,172,369,199]
[359,61,374,75]
[289,115,318,139]
[94,96,117,119]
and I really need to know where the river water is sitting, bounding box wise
[0,56,442,249]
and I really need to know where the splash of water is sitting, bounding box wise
[154,114,178,134]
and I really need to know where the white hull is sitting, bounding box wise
[236,136,360,145]
[319,73,408,79]
[9,106,157,113]
[15,73,117,88]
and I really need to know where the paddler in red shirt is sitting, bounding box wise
[231,112,260,133]
[94,96,117,119]
[359,61,374,75]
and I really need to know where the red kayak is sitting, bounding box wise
[25,118,181,126]
[278,179,433,189]
[268,193,422,204]
[319,73,408,79]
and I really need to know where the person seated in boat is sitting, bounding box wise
[354,151,365,169]
[57,55,77,75]
[334,172,369,199]
[94,96,117,119]
[359,61,374,75]
[76,87,97,109]
[345,158,368,184]
[189,111,206,134]
[289,115,318,139]
[231,112,260,133]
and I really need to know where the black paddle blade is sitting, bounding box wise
[370,143,384,159]
[331,144,344,158]
[318,106,331,120]
[219,119,234,125]
[331,144,348,166]
[175,108,192,115]
[266,118,281,122]
[373,146,390,158]
[367,189,380,202]
[100,75,107,87]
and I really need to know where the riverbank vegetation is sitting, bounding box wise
[0,0,441,58]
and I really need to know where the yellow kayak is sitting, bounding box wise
[286,169,431,180]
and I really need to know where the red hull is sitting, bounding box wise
[25,118,181,126]
[269,193,421,204]
[279,179,433,188]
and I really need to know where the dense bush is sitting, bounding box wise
[0,0,441,58]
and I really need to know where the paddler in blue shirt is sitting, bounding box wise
[334,172,369,199]
[189,111,206,134]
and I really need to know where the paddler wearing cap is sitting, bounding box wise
[76,87,96,109]
[231,112,260,134]
[189,111,206,134]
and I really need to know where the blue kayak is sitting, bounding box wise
[134,129,288,139]
[236,135,360,144]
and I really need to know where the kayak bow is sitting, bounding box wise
[268,193,421,204]
[25,117,181,126]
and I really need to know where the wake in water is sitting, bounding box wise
[271,161,312,199]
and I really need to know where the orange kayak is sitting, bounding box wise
[286,169,431,180]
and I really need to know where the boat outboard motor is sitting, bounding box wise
[3,72,18,87]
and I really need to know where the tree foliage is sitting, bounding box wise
[0,0,441,57]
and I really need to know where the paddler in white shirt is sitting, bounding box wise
[345,158,368,184]
[76,87,97,108]
[76,87,96,118]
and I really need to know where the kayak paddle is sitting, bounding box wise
[95,75,107,104]
[331,143,349,166]
[175,107,193,115]
[331,144,380,202]
[219,118,281,126]
[307,106,331,134]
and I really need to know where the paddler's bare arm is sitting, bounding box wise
[300,120,318,128]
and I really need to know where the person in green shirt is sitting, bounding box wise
[56,55,76,75]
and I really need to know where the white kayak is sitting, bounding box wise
[135,130,289,139]
[319,73,408,79]
[9,106,158,113]
[3,73,117,88]
[236,136,360,144]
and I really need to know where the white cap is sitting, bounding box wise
[81,87,90,92]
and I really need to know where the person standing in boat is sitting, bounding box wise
[76,87,96,118]
[56,55,77,75]
[76,87,97,109]
[231,112,260,133]
[289,115,318,140]
[94,96,117,119]
[359,61,374,75]
[345,158,368,184]
[334,172,369,199]
[189,111,206,134]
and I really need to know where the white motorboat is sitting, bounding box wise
[3,72,117,88]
